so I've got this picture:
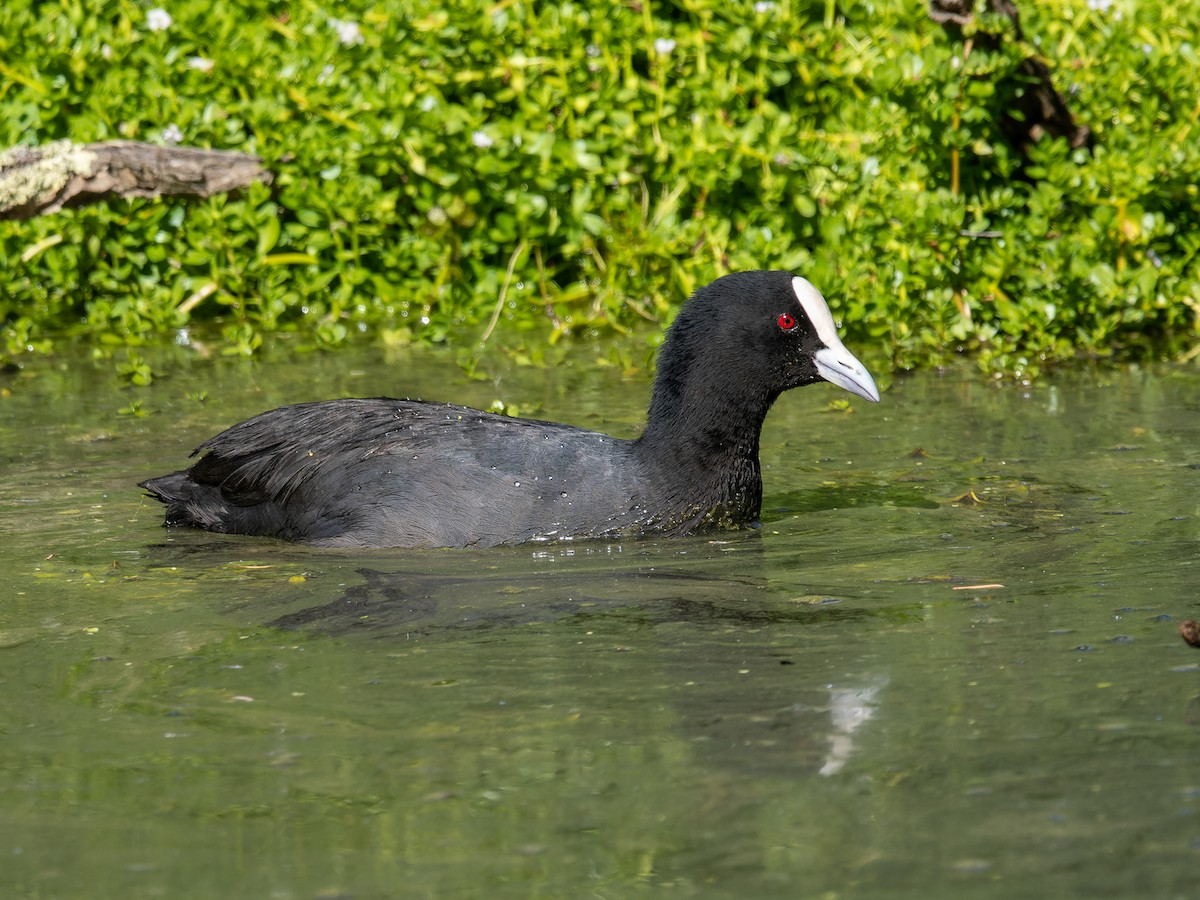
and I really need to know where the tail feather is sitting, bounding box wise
[140,471,232,531]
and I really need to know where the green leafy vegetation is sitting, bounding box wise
[1,0,1198,377]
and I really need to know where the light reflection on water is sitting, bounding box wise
[0,340,1197,899]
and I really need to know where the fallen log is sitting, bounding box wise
[0,140,273,220]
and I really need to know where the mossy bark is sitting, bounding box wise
[0,141,273,220]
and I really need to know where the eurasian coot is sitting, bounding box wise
[141,271,879,548]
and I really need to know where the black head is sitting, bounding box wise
[656,270,880,408]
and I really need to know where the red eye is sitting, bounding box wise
[777,313,798,331]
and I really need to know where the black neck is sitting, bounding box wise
[634,338,778,526]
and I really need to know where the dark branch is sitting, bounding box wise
[928,0,1093,155]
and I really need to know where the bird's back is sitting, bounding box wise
[141,398,648,548]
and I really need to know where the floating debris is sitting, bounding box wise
[947,490,985,506]
[1180,620,1200,648]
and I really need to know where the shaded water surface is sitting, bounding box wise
[1,340,1197,899]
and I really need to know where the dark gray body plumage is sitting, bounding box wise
[146,399,679,548]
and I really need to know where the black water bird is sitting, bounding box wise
[141,271,880,548]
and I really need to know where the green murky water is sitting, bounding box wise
[1,338,1197,899]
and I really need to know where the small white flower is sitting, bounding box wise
[146,8,172,31]
[186,56,214,73]
[1141,42,1153,54]
[329,18,364,46]
[585,44,600,58]
[753,1,777,12]
[471,130,494,149]
[101,43,112,60]
[420,95,437,112]
[1085,0,1112,11]
[161,123,183,145]
[654,38,676,55]
[317,63,335,85]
